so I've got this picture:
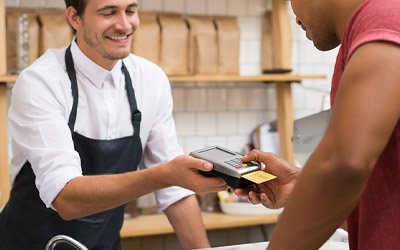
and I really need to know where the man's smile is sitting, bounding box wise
[106,33,132,41]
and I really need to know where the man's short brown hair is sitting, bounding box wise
[64,0,88,17]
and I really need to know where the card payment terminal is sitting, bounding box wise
[190,146,276,188]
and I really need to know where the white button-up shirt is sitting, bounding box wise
[8,40,193,211]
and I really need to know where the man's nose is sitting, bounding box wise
[116,13,131,31]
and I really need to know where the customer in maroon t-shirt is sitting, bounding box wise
[235,0,400,249]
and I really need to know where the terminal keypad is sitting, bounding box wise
[224,158,254,169]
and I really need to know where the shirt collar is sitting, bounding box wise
[70,40,123,88]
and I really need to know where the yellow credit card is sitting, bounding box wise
[242,170,276,184]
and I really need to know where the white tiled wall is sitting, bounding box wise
[172,82,277,154]
[5,0,337,157]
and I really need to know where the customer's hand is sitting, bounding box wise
[166,155,228,195]
[234,150,300,209]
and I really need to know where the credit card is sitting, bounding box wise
[242,170,276,184]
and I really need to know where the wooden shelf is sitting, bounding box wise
[120,211,280,238]
[0,74,325,84]
[0,74,18,83]
[169,74,325,82]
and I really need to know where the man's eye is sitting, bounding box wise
[126,10,136,15]
[101,11,115,16]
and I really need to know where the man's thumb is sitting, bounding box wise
[202,162,213,171]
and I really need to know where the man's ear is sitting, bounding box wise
[66,6,80,32]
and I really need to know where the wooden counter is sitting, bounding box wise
[120,212,280,238]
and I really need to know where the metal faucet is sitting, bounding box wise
[45,235,89,250]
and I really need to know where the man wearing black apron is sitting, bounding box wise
[0,0,227,249]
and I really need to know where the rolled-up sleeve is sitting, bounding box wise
[8,62,82,209]
[155,186,195,212]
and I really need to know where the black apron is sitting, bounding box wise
[0,46,142,250]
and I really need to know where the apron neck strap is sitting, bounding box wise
[121,61,142,137]
[65,45,79,131]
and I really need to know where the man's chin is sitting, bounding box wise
[104,51,131,61]
[119,52,131,59]
[313,40,340,51]
[119,48,131,58]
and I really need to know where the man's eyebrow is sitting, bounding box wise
[96,3,138,13]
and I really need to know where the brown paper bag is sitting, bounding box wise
[261,10,274,73]
[186,15,218,75]
[38,8,74,55]
[131,12,160,65]
[158,13,189,75]
[214,16,240,75]
[6,8,40,73]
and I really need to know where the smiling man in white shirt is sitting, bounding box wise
[0,0,228,249]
